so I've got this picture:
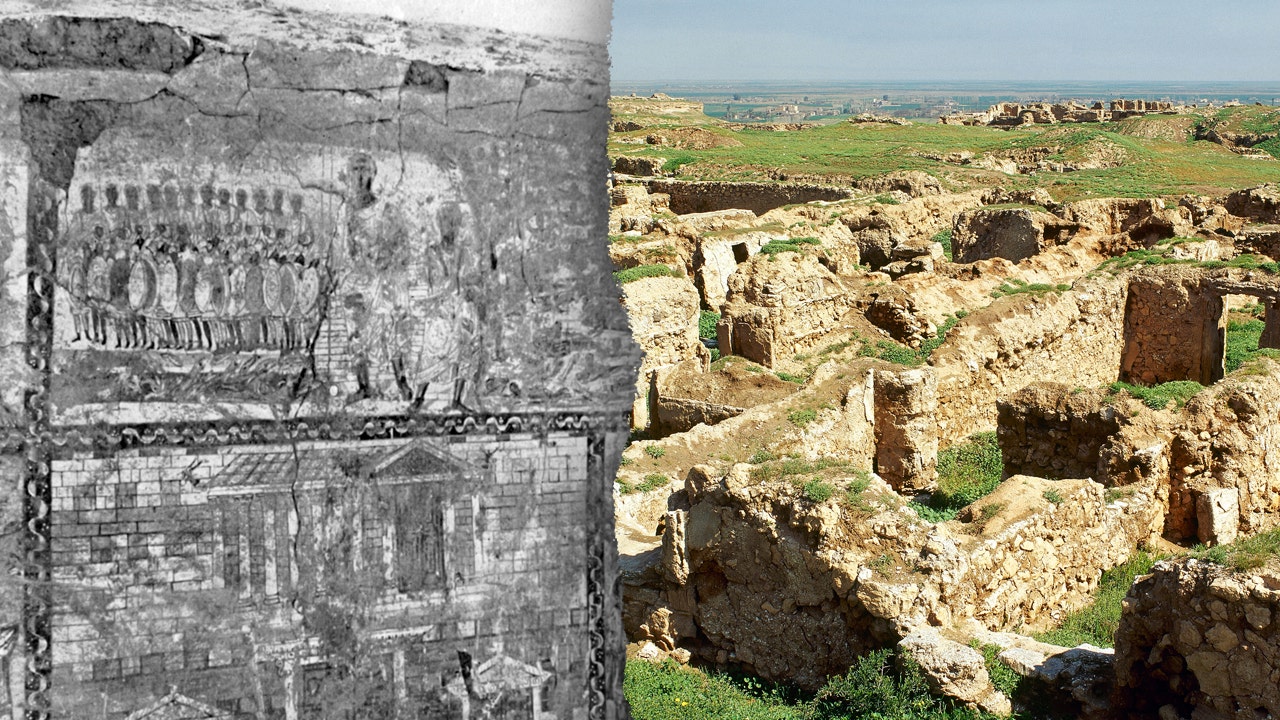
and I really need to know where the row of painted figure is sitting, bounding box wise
[65,183,325,267]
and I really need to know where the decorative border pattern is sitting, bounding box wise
[18,169,630,719]
[23,180,58,720]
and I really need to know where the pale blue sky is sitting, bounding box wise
[610,0,1280,83]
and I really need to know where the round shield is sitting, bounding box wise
[128,255,157,311]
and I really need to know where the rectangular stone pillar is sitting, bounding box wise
[1261,300,1280,350]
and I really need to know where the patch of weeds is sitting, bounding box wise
[842,472,875,511]
[1043,489,1064,504]
[980,502,1004,520]
[915,432,1004,522]
[787,408,818,427]
[749,456,849,484]
[874,339,921,366]
[746,364,764,374]
[990,277,1071,299]
[872,193,900,205]
[699,310,720,340]
[1035,550,1161,648]
[1108,380,1203,410]
[973,641,1023,700]
[638,474,671,493]
[1226,317,1280,373]
[749,448,776,464]
[709,347,721,362]
[1104,486,1135,503]
[1191,526,1280,571]
[614,263,677,285]
[869,553,894,576]
[918,310,967,359]
[776,371,808,384]
[932,227,953,261]
[803,479,835,503]
[616,479,635,495]
[644,445,666,459]
[618,456,633,467]
[760,236,822,256]
[819,340,853,355]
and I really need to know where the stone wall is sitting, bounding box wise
[1113,558,1280,720]
[931,274,1129,447]
[623,467,1159,690]
[621,275,704,429]
[0,4,639,719]
[1121,272,1226,386]
[717,254,856,368]
[952,207,1078,264]
[997,384,1121,481]
[646,179,855,216]
[873,367,938,491]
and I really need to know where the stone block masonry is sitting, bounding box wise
[0,3,640,720]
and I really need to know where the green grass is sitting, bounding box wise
[1191,526,1280,571]
[699,311,721,340]
[761,237,822,256]
[932,228,953,261]
[1108,380,1204,410]
[749,456,849,484]
[1042,489,1064,504]
[625,651,1003,720]
[1225,318,1280,373]
[911,432,1003,522]
[610,106,1280,201]
[919,311,967,359]
[625,659,805,720]
[989,278,1071,299]
[615,264,678,284]
[645,445,666,459]
[803,479,835,503]
[776,371,808,384]
[639,474,672,492]
[1034,550,1160,648]
[787,409,818,427]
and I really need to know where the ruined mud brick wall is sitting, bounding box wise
[1225,184,1280,224]
[0,3,640,719]
[931,275,1128,447]
[621,276,703,430]
[1113,558,1280,720]
[1122,273,1226,386]
[624,468,1160,691]
[1150,368,1280,543]
[645,180,855,216]
[951,207,1077,264]
[997,384,1121,481]
[717,254,856,368]
[873,368,938,492]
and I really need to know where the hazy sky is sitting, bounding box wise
[277,0,611,44]
[611,0,1280,84]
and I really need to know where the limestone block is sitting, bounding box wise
[1197,488,1240,546]
[873,367,939,492]
[898,628,1010,715]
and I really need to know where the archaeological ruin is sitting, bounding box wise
[609,93,1280,718]
[0,2,638,720]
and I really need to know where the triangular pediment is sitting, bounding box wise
[368,437,480,479]
[125,690,231,720]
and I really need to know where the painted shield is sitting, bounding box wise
[127,254,157,311]
[261,261,282,315]
[277,263,297,316]
[295,266,320,316]
[243,264,266,315]
[196,259,229,316]
[87,255,111,301]
[155,255,179,315]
